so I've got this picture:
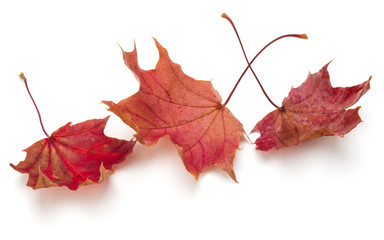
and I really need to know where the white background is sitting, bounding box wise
[1,0,383,239]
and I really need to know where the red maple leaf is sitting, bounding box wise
[103,39,244,181]
[221,13,371,151]
[252,63,371,151]
[11,73,135,190]
[11,117,135,190]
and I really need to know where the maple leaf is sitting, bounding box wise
[220,13,370,151]
[11,117,136,190]
[103,39,244,181]
[252,63,371,151]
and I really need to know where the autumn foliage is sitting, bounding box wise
[11,14,371,190]
[103,39,244,181]
[253,63,371,151]
[11,117,135,190]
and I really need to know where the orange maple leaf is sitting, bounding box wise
[103,39,244,181]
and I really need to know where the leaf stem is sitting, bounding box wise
[19,72,50,138]
[222,13,307,108]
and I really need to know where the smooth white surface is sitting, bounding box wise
[1,0,383,239]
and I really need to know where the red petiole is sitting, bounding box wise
[222,13,307,108]
[19,72,50,138]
